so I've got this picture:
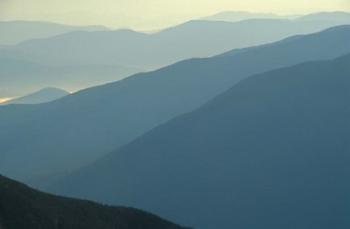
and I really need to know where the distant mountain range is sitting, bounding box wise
[203,11,350,23]
[298,11,350,21]
[3,15,350,69]
[202,11,295,21]
[0,58,140,98]
[0,20,107,45]
[0,175,188,229]
[51,53,350,229]
[1,13,350,97]
[0,25,349,188]
[1,87,69,105]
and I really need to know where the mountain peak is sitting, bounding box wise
[297,11,350,21]
[1,87,69,105]
[202,11,286,22]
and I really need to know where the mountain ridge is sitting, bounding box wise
[0,20,108,45]
[0,174,188,229]
[51,53,350,229]
[3,16,350,70]
[0,25,349,187]
[2,14,350,98]
[1,87,69,105]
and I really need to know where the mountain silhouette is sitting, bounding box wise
[0,57,140,98]
[202,11,292,21]
[1,87,69,105]
[0,175,188,229]
[0,26,349,187]
[2,16,349,70]
[298,11,350,22]
[0,20,107,45]
[204,11,350,24]
[52,53,350,229]
[2,14,350,97]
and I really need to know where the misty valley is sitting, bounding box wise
[0,4,349,229]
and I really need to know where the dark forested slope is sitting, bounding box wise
[0,175,187,229]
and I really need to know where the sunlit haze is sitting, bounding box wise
[0,97,11,103]
[0,0,349,30]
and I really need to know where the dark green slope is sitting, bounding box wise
[53,54,350,229]
[0,175,187,229]
[1,26,350,187]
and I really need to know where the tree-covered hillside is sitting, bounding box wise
[0,175,188,229]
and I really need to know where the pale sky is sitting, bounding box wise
[0,0,350,30]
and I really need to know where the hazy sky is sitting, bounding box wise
[0,0,349,30]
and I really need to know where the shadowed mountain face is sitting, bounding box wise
[0,21,107,45]
[51,54,350,229]
[1,87,69,105]
[0,175,188,229]
[0,26,349,187]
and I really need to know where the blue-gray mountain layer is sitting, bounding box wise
[0,26,349,187]
[52,53,350,229]
[1,87,69,105]
[0,20,107,45]
[1,15,350,97]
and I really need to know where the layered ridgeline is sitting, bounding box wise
[0,175,187,229]
[298,11,350,22]
[0,58,140,99]
[203,11,350,22]
[1,13,350,97]
[52,53,350,229]
[0,26,350,187]
[0,21,107,45]
[1,88,69,105]
[202,11,289,21]
[3,14,350,70]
